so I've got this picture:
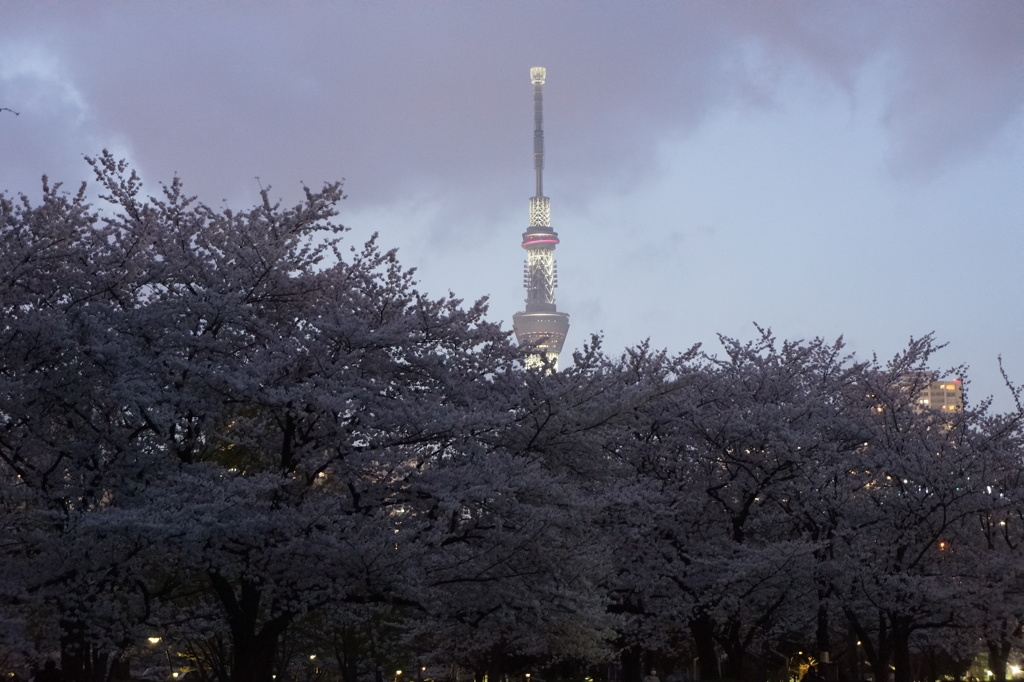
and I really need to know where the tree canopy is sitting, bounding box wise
[3,156,1024,682]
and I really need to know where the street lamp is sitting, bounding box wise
[147,636,172,677]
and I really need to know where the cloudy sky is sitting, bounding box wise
[2,1,1022,408]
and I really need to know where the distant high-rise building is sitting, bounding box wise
[897,372,964,412]
[917,378,963,412]
[513,67,570,369]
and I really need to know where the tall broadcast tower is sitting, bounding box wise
[513,67,570,369]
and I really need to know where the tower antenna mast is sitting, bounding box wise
[533,66,544,197]
[513,67,570,369]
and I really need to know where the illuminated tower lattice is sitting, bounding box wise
[513,66,570,369]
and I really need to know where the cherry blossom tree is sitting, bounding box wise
[598,332,864,681]
[593,330,1024,682]
[0,153,589,682]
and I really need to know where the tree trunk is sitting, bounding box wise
[620,644,642,682]
[231,623,289,682]
[844,609,892,682]
[987,636,1012,682]
[332,630,360,682]
[60,619,90,682]
[717,619,748,681]
[109,654,131,682]
[58,622,115,682]
[688,612,720,681]
[208,573,294,682]
[816,602,831,674]
[889,615,913,682]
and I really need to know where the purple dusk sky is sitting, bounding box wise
[2,2,1022,408]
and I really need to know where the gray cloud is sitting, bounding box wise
[4,2,1020,202]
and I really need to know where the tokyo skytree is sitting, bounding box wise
[512,67,570,369]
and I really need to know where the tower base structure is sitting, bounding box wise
[513,310,569,369]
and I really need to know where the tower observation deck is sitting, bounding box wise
[513,66,570,369]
